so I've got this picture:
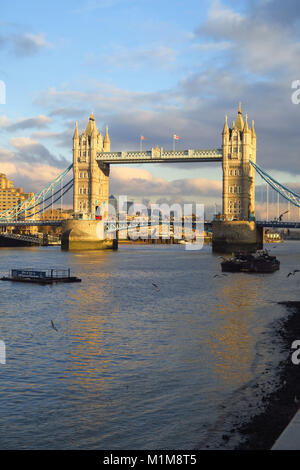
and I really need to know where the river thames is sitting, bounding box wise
[0,242,299,449]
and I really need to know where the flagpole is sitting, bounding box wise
[173,136,175,151]
[140,137,142,152]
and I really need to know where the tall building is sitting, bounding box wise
[0,173,39,233]
[73,113,110,219]
[0,173,36,217]
[222,103,256,220]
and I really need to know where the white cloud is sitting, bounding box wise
[197,0,300,75]
[110,166,222,200]
[10,137,38,148]
[0,115,10,128]
[7,115,51,132]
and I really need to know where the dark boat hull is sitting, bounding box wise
[1,276,81,284]
[221,261,251,272]
[221,253,280,273]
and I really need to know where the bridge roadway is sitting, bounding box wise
[0,219,62,227]
[1,219,300,230]
[256,220,300,229]
[96,148,223,164]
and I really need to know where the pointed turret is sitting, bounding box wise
[235,102,244,131]
[222,115,229,134]
[73,121,79,140]
[103,125,110,152]
[243,114,249,133]
[84,112,97,136]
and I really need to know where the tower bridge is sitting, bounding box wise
[73,103,256,224]
[1,104,300,251]
[66,104,259,250]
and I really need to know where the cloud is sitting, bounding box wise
[192,41,232,52]
[0,30,51,57]
[30,129,73,148]
[2,0,300,205]
[0,115,10,128]
[0,145,65,192]
[11,33,51,57]
[110,166,222,201]
[34,85,166,114]
[196,0,300,76]
[32,69,300,176]
[49,108,87,118]
[10,137,69,168]
[6,115,51,132]
[10,137,38,148]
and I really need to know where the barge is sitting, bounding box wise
[1,268,81,284]
[221,250,280,273]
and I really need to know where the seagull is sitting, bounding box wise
[51,320,58,332]
[287,270,300,278]
[152,282,160,291]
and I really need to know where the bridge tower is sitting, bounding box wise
[222,103,256,220]
[73,113,110,219]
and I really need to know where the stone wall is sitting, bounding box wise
[212,220,263,253]
[61,219,117,251]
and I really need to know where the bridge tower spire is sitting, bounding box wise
[72,114,110,219]
[222,103,256,220]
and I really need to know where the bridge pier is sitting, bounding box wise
[61,220,117,251]
[212,220,263,253]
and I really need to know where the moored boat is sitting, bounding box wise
[221,250,280,273]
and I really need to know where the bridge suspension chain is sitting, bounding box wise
[0,164,73,219]
[250,160,300,208]
[24,179,74,219]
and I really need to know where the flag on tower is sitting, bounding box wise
[140,135,146,151]
[173,134,179,140]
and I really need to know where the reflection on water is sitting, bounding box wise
[0,243,299,449]
[207,276,261,386]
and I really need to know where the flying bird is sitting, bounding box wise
[51,320,58,332]
[287,270,300,278]
[152,282,160,291]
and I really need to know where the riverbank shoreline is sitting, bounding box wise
[234,302,300,450]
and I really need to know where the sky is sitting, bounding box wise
[0,0,300,217]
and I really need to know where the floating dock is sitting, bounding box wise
[1,268,81,284]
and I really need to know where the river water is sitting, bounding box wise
[0,242,299,449]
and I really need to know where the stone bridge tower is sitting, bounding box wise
[222,103,256,220]
[73,113,110,219]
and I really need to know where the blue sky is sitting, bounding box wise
[1,0,300,217]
